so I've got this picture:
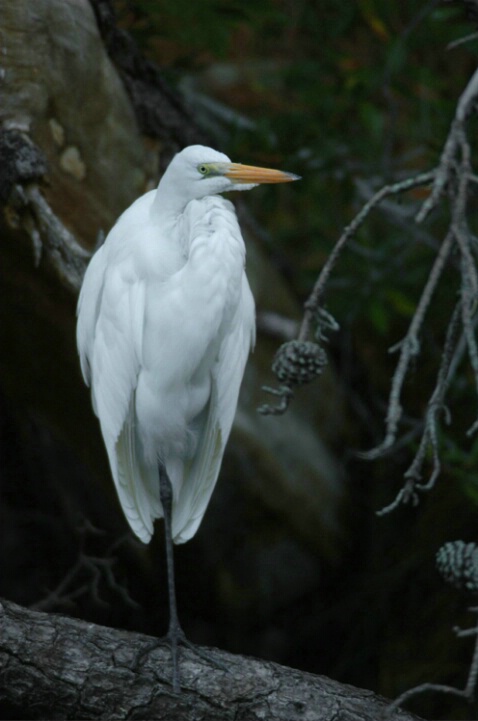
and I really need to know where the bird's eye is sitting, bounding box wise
[198,164,209,176]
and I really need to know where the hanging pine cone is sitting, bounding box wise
[436,541,478,593]
[271,340,327,386]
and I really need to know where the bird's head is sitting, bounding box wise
[160,145,300,202]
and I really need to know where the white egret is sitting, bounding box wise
[76,144,299,690]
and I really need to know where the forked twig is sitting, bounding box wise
[31,520,140,612]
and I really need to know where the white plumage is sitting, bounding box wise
[78,146,299,546]
[76,144,298,689]
[77,145,266,544]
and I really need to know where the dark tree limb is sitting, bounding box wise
[0,598,420,721]
[89,0,209,149]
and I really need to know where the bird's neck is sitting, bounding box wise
[151,180,191,224]
[150,187,197,260]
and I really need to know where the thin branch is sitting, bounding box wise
[258,384,294,415]
[377,300,462,515]
[31,522,140,612]
[447,31,478,50]
[416,66,478,223]
[299,172,436,344]
[360,231,456,460]
[386,607,478,718]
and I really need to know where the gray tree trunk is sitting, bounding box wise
[0,598,420,720]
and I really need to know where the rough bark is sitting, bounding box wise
[0,598,420,721]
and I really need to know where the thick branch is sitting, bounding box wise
[0,598,420,721]
[89,0,208,148]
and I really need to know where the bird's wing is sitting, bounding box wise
[115,397,161,543]
[172,275,256,543]
[77,241,160,543]
[76,245,107,391]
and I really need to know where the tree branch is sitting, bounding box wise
[0,598,420,721]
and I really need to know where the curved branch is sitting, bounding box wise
[299,171,436,345]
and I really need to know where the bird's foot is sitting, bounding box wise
[136,623,228,693]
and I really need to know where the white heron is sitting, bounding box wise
[76,144,299,690]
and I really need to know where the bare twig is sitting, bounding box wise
[360,231,456,461]
[386,608,478,718]
[447,31,478,50]
[299,172,436,345]
[258,384,295,415]
[415,66,478,223]
[377,301,462,515]
[31,521,140,612]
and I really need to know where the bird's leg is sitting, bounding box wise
[157,462,228,689]
[158,460,184,692]
[135,463,228,692]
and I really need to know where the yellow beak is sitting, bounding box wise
[224,163,300,184]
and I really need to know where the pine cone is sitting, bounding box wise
[272,340,327,386]
[436,541,478,593]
